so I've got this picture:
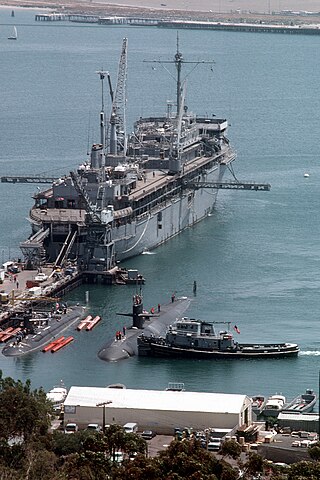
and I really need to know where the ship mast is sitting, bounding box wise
[144,33,214,116]
[175,35,183,114]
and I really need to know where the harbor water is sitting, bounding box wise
[0,8,320,404]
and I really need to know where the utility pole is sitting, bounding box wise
[96,400,112,433]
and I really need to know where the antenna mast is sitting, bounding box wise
[144,33,214,116]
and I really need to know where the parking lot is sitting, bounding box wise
[146,435,175,457]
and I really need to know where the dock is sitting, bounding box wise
[33,11,320,36]
[0,264,145,329]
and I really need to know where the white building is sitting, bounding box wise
[64,386,252,434]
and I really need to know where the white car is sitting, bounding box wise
[35,273,48,282]
[64,423,78,434]
[86,423,102,433]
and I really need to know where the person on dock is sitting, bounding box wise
[171,292,175,303]
[158,303,161,312]
[123,326,126,337]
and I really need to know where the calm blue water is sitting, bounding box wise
[0,8,320,404]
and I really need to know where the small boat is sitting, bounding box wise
[165,382,185,392]
[8,26,17,40]
[282,389,317,414]
[47,382,68,411]
[137,318,300,359]
[251,395,266,416]
[261,394,286,417]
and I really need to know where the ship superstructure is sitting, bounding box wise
[20,38,236,271]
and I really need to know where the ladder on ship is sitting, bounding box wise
[54,230,77,268]
[20,228,50,269]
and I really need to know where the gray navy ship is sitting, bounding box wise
[19,37,237,272]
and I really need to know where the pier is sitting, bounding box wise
[34,11,320,36]
[35,13,69,21]
[0,264,144,329]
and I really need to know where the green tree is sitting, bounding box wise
[288,460,320,479]
[219,440,242,460]
[243,452,264,477]
[308,441,320,461]
[0,372,52,443]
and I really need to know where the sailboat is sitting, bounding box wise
[8,26,17,40]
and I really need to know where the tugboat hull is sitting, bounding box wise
[138,338,299,359]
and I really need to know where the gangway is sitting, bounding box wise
[1,176,58,184]
[20,228,50,268]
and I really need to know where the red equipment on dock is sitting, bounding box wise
[0,327,14,341]
[42,336,65,352]
[51,336,74,352]
[1,327,21,342]
[86,316,101,331]
[77,315,92,330]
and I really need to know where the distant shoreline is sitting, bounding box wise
[2,0,320,25]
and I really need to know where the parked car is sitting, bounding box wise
[86,423,102,433]
[8,265,19,274]
[35,272,48,282]
[207,439,222,451]
[112,452,123,464]
[64,423,78,434]
[141,430,156,440]
[123,422,138,434]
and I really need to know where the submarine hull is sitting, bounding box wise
[98,297,191,362]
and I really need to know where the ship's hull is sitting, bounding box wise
[137,340,300,359]
[114,162,225,260]
[28,159,230,263]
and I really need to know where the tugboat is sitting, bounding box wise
[137,318,299,359]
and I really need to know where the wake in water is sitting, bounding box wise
[299,351,320,356]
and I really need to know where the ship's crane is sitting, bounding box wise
[70,171,102,224]
[109,37,128,155]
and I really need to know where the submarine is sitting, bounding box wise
[97,293,191,362]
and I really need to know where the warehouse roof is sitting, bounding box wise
[65,386,248,414]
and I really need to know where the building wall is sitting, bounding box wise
[64,405,249,434]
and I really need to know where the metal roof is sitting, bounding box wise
[65,386,248,414]
[278,412,319,421]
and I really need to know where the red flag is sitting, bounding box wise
[234,325,240,334]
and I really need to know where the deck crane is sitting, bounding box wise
[69,171,115,271]
[109,37,128,155]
